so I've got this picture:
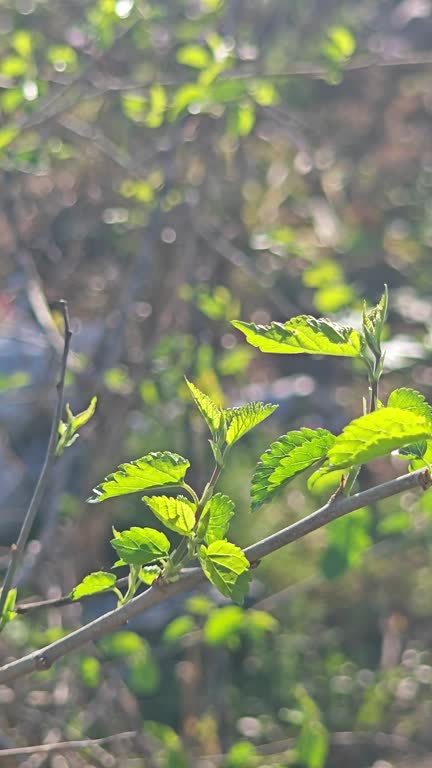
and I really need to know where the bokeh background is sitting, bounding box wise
[1,1,432,766]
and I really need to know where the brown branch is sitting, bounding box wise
[0,467,430,684]
[0,300,72,618]
[0,731,136,758]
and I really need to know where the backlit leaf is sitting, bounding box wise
[185,378,223,436]
[328,408,432,469]
[251,428,335,512]
[225,401,278,446]
[387,387,432,420]
[143,495,196,536]
[197,493,235,544]
[70,571,117,600]
[111,527,170,566]
[198,540,250,604]
[87,452,190,502]
[232,316,363,357]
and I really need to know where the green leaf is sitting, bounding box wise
[185,378,223,437]
[198,540,250,604]
[395,441,428,461]
[232,316,363,357]
[197,493,235,544]
[69,396,98,430]
[111,527,170,566]
[138,565,161,585]
[251,428,335,512]
[70,572,117,600]
[328,407,432,469]
[225,402,278,446]
[387,387,432,420]
[0,126,19,151]
[362,285,388,356]
[320,508,371,580]
[0,588,17,631]
[87,452,190,503]
[176,45,210,69]
[204,605,245,646]
[143,495,196,536]
[163,615,195,644]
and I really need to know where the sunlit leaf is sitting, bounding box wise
[198,540,250,604]
[70,571,117,600]
[163,615,195,644]
[87,452,190,503]
[197,493,235,544]
[232,316,363,357]
[176,45,210,69]
[138,565,161,585]
[111,526,170,566]
[225,401,278,446]
[251,428,335,512]
[185,378,223,436]
[0,588,17,631]
[143,495,196,536]
[387,387,432,420]
[328,408,432,469]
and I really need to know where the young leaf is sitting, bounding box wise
[198,540,250,604]
[0,588,17,631]
[362,285,388,357]
[185,378,223,437]
[224,402,278,446]
[111,527,170,566]
[56,397,97,456]
[232,316,363,357]
[87,452,190,503]
[328,408,432,469]
[387,387,432,420]
[138,565,161,585]
[143,495,196,536]
[251,428,336,512]
[70,572,117,600]
[197,493,235,544]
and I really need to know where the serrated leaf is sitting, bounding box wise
[143,495,196,536]
[395,441,427,461]
[328,407,432,469]
[224,402,278,446]
[87,452,190,503]
[70,571,117,600]
[185,379,223,437]
[388,387,432,420]
[251,428,335,512]
[232,316,363,357]
[198,540,250,604]
[111,527,170,566]
[197,493,235,544]
[138,565,161,585]
[363,285,388,356]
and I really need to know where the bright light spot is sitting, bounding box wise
[115,0,134,18]
[23,80,38,101]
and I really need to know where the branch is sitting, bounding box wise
[0,731,136,758]
[0,300,72,617]
[0,467,430,683]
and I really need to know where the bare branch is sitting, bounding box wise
[0,467,429,683]
[0,301,72,617]
[0,731,136,758]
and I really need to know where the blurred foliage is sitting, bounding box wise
[2,0,432,765]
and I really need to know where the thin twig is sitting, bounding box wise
[0,301,72,618]
[0,731,136,758]
[0,467,429,684]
